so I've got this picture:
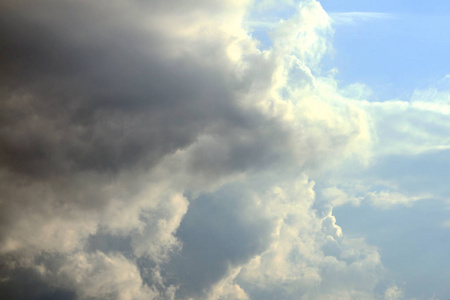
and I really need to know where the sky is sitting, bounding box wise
[0,0,449,299]
[320,0,450,100]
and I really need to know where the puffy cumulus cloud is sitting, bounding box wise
[53,252,157,300]
[0,0,391,299]
[226,178,386,300]
[272,0,332,70]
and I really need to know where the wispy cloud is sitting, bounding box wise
[330,11,395,25]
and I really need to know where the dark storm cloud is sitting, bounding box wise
[0,253,76,300]
[0,0,286,298]
[0,0,267,179]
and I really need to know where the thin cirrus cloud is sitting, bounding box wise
[329,11,395,25]
[0,0,448,299]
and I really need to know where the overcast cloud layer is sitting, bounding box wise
[1,0,448,299]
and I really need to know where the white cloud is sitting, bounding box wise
[384,285,404,300]
[231,178,386,300]
[356,87,450,156]
[330,12,395,26]
[58,252,156,300]
[321,187,361,207]
[364,191,422,209]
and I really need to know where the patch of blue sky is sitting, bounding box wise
[320,0,450,100]
[334,199,450,300]
[319,0,450,15]
[246,0,450,100]
[328,13,450,100]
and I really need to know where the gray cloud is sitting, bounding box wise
[0,254,76,300]
[0,0,388,299]
[0,0,265,179]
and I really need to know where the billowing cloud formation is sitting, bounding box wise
[0,0,396,299]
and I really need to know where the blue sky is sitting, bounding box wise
[335,200,450,299]
[320,0,449,14]
[325,9,450,99]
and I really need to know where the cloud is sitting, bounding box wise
[232,178,386,300]
[364,191,421,209]
[384,285,404,300]
[313,77,450,213]
[0,0,403,299]
[360,93,450,156]
[329,12,395,26]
